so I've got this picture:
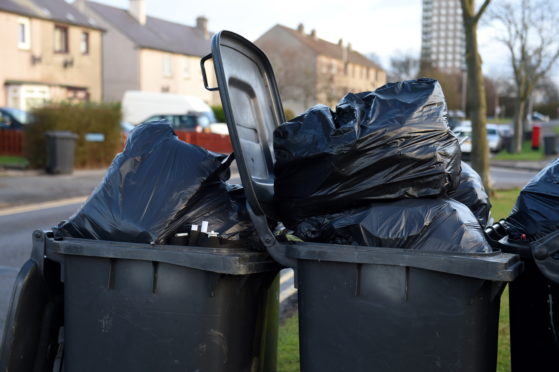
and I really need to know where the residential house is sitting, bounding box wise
[256,24,386,115]
[74,0,218,105]
[0,0,103,110]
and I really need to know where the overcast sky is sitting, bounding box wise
[90,0,554,83]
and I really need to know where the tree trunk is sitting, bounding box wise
[512,96,526,152]
[463,11,492,193]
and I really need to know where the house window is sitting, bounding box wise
[80,32,89,54]
[54,25,69,53]
[163,54,173,77]
[18,18,31,49]
[182,58,190,79]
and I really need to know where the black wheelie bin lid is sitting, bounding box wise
[202,30,522,281]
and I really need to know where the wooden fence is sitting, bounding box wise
[0,129,24,156]
[2,129,232,157]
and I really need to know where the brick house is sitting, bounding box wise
[256,24,386,114]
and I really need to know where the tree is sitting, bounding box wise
[460,0,492,192]
[389,52,420,82]
[419,61,464,111]
[490,0,559,152]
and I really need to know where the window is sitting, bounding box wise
[163,54,173,77]
[54,25,68,53]
[18,18,31,49]
[182,58,190,79]
[80,32,89,54]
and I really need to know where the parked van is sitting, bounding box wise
[121,91,218,132]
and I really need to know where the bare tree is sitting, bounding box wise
[460,0,492,192]
[389,52,420,82]
[490,0,559,152]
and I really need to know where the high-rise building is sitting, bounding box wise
[421,0,466,73]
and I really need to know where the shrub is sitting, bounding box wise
[25,102,121,169]
[211,105,226,123]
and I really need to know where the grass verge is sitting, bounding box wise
[493,140,545,161]
[0,155,29,168]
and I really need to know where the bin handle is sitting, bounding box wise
[247,204,297,268]
[201,54,219,91]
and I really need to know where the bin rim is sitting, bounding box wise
[45,234,280,275]
[45,131,78,139]
[285,241,522,282]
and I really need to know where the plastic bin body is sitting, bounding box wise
[509,260,559,372]
[296,260,502,372]
[63,255,278,371]
[45,131,77,174]
[0,232,280,372]
[543,135,557,155]
[287,245,516,372]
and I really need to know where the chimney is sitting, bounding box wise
[129,0,146,25]
[196,16,209,39]
[338,38,343,47]
[297,23,304,34]
[310,29,317,40]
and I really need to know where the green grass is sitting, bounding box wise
[277,188,521,372]
[493,140,545,161]
[278,315,300,372]
[0,155,29,168]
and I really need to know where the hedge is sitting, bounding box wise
[25,102,121,169]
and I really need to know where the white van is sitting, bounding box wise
[121,91,219,132]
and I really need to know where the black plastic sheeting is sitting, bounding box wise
[274,78,461,227]
[505,158,559,241]
[449,161,492,228]
[294,198,491,253]
[56,122,257,246]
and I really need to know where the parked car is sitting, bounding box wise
[452,125,472,154]
[142,113,211,132]
[531,111,550,122]
[486,124,503,153]
[452,123,504,154]
[0,107,33,129]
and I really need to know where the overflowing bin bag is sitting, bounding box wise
[293,198,491,253]
[273,78,461,227]
[159,182,260,248]
[504,158,559,241]
[449,161,492,228]
[56,122,256,245]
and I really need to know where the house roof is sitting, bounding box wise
[0,0,102,30]
[86,1,212,57]
[276,25,383,71]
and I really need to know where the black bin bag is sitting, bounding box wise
[505,157,559,241]
[274,78,461,227]
[293,198,491,253]
[56,122,256,245]
[449,161,492,228]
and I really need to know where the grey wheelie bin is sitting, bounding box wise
[45,131,78,174]
[487,222,559,372]
[1,233,280,371]
[201,30,522,372]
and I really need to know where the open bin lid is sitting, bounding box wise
[203,30,295,267]
[203,31,522,281]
